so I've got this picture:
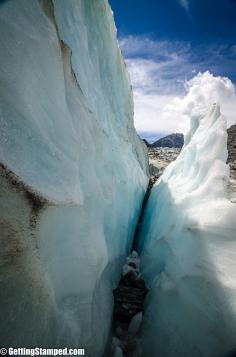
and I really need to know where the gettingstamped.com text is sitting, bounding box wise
[0,348,85,356]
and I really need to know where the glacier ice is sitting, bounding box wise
[0,0,148,354]
[1,1,234,355]
[139,103,236,356]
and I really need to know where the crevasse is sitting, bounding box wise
[1,1,236,357]
[138,103,236,357]
[0,0,148,355]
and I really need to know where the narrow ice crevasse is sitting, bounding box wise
[2,0,236,356]
[138,103,236,357]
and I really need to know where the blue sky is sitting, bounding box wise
[110,0,236,142]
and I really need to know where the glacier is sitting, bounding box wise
[0,0,148,354]
[139,103,236,357]
[1,1,236,356]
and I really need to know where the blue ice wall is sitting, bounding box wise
[0,1,148,354]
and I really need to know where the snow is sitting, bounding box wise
[113,346,123,357]
[139,103,236,356]
[122,250,141,277]
[0,0,148,354]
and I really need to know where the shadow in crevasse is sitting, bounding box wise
[137,177,236,357]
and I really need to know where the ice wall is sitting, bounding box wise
[139,104,236,356]
[0,0,148,354]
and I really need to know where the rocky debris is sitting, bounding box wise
[148,176,158,189]
[230,161,236,180]
[111,251,148,357]
[226,125,236,200]
[227,125,236,185]
[113,279,147,323]
[150,133,184,148]
[113,252,148,324]
[227,124,236,164]
[148,147,181,179]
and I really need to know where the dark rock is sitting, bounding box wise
[128,262,136,269]
[142,139,151,147]
[113,272,148,324]
[227,124,236,163]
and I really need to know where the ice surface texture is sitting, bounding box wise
[139,103,236,356]
[0,0,148,354]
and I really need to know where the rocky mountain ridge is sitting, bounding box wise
[150,133,184,148]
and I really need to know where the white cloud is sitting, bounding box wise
[179,0,189,11]
[163,71,236,134]
[119,36,190,61]
[231,44,236,54]
[119,36,236,141]
[120,36,193,96]
[172,71,236,119]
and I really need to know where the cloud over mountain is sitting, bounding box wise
[119,35,236,141]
